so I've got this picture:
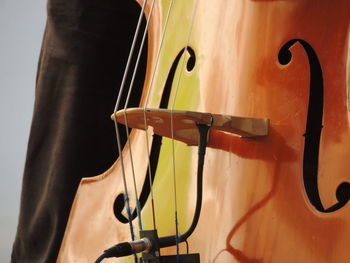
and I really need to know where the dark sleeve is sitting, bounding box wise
[11,0,145,262]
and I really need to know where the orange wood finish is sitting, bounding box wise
[57,0,350,262]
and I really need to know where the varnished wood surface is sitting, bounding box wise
[57,0,350,262]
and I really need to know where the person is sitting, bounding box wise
[11,0,146,262]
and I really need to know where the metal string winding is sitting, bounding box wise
[114,1,199,260]
[141,0,176,230]
[168,0,200,259]
[122,0,157,233]
[112,0,148,249]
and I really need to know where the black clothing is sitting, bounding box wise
[11,1,144,262]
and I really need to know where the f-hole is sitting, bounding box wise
[114,47,196,223]
[278,39,350,213]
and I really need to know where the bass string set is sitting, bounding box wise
[111,0,200,261]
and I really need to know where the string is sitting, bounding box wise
[122,0,157,233]
[114,0,199,258]
[112,0,148,248]
[114,0,175,234]
[141,0,176,230]
[169,0,200,259]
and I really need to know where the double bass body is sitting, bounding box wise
[58,0,350,262]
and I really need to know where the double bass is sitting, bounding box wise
[57,0,350,262]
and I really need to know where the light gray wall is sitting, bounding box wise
[0,0,46,261]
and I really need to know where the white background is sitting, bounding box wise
[0,0,46,261]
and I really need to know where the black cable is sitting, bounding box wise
[158,123,210,248]
[94,254,106,263]
[94,242,134,262]
[94,123,210,262]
